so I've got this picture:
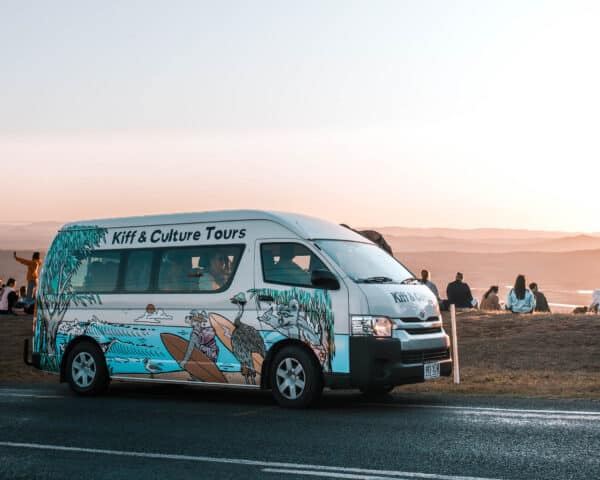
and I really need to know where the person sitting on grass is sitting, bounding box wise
[529,282,551,313]
[446,272,475,309]
[506,275,536,313]
[480,285,502,311]
[0,278,18,315]
[420,269,441,304]
[15,285,27,309]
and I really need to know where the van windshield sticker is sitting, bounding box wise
[109,226,247,246]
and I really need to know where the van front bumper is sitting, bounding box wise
[325,336,452,389]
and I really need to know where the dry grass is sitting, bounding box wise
[401,310,600,398]
[3,312,600,398]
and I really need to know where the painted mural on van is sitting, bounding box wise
[34,225,340,383]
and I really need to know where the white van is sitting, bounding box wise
[28,211,451,407]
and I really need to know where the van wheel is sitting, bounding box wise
[271,346,323,408]
[66,342,109,396]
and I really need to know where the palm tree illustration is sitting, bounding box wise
[36,225,108,369]
[230,292,265,385]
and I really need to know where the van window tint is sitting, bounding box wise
[261,243,328,288]
[157,245,244,293]
[72,251,121,293]
[124,250,153,292]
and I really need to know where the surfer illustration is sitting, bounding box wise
[257,298,322,346]
[180,310,219,369]
[230,293,266,385]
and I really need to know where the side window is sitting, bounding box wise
[261,243,328,288]
[72,251,121,293]
[157,245,244,293]
[124,250,153,292]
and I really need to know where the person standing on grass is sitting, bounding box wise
[529,282,551,313]
[480,285,502,311]
[14,251,41,302]
[0,278,18,315]
[506,275,536,313]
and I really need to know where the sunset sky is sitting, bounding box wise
[2,1,599,231]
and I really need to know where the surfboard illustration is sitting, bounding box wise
[209,313,234,351]
[209,312,264,373]
[160,333,227,383]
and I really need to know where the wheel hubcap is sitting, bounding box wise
[276,357,306,400]
[71,352,96,388]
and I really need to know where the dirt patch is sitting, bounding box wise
[3,311,600,398]
[0,314,55,383]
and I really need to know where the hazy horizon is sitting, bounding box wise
[1,219,600,236]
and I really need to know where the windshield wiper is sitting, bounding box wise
[400,277,421,285]
[356,276,394,283]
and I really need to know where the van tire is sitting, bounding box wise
[271,346,322,408]
[65,342,109,396]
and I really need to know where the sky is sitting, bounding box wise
[1,1,599,231]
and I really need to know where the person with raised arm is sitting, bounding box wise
[14,251,42,302]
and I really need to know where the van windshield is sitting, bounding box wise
[315,240,414,284]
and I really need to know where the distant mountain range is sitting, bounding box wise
[380,233,600,253]
[0,221,598,310]
[363,226,600,240]
[0,222,62,250]
[352,226,600,253]
[2,221,600,252]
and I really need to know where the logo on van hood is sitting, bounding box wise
[391,291,431,304]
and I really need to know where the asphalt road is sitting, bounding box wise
[1,382,599,480]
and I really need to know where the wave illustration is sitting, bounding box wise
[106,342,159,358]
[88,325,153,338]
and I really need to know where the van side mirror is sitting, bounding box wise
[311,269,340,290]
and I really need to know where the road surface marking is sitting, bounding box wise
[368,403,600,419]
[0,393,63,399]
[0,441,504,480]
[262,467,414,479]
[231,407,275,417]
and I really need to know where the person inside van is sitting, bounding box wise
[506,275,536,313]
[480,286,502,311]
[160,255,193,291]
[272,244,308,285]
[0,278,18,315]
[529,282,551,313]
[198,252,231,291]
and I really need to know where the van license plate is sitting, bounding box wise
[424,362,440,380]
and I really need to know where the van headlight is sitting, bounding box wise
[351,315,393,337]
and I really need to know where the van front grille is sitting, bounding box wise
[401,348,450,364]
[398,316,439,323]
[404,327,442,335]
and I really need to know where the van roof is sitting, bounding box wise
[62,210,369,242]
